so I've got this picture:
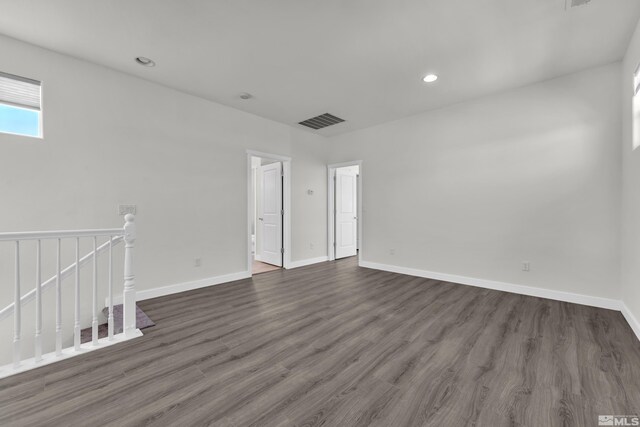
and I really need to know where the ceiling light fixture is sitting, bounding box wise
[239,92,253,100]
[423,74,438,83]
[135,56,156,67]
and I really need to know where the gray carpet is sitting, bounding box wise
[80,304,154,343]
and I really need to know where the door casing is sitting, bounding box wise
[258,161,283,267]
[327,160,363,263]
[335,167,358,259]
[247,150,292,274]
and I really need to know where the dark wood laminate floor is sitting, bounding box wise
[1,257,640,426]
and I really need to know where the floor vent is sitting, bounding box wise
[298,113,345,130]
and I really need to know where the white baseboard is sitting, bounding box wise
[621,302,640,342]
[0,329,143,380]
[359,260,621,311]
[109,256,328,306]
[109,270,251,305]
[288,256,329,269]
[104,258,638,343]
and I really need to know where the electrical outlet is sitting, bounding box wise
[390,248,395,255]
[194,258,202,267]
[522,262,530,272]
[118,204,137,216]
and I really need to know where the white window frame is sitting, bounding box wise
[0,71,43,139]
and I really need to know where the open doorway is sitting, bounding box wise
[247,151,292,275]
[328,161,362,262]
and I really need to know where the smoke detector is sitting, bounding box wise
[566,0,591,9]
[135,56,155,67]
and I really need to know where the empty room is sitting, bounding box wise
[1,0,640,426]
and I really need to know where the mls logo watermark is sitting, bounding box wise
[599,415,640,426]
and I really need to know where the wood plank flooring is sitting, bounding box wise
[252,259,281,275]
[1,257,640,426]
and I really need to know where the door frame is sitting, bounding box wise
[327,160,363,263]
[247,150,292,274]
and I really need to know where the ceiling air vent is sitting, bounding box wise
[298,113,345,130]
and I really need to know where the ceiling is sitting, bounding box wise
[0,0,639,136]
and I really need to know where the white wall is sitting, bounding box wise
[290,129,330,261]
[329,63,622,300]
[0,34,328,362]
[622,21,640,328]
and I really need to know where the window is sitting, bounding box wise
[0,71,42,138]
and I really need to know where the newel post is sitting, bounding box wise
[123,214,137,337]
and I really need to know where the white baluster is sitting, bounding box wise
[123,214,137,337]
[55,238,62,356]
[74,237,81,351]
[13,241,21,368]
[108,236,114,340]
[34,239,42,362]
[92,236,98,345]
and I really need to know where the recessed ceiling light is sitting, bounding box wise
[423,74,438,83]
[239,92,253,100]
[135,56,155,67]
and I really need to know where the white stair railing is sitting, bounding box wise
[0,236,124,322]
[0,214,139,378]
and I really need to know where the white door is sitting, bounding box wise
[335,168,358,259]
[259,162,283,266]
